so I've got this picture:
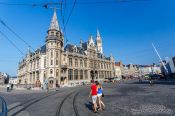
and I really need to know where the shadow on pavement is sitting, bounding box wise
[85,101,93,112]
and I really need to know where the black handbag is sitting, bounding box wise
[102,92,104,97]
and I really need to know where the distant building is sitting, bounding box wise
[119,62,139,78]
[9,76,18,85]
[0,72,9,84]
[138,64,161,75]
[114,62,122,78]
[17,10,115,88]
[120,62,161,78]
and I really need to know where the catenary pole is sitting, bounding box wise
[152,43,168,74]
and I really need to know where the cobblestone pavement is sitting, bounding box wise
[0,79,175,116]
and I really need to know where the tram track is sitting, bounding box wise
[8,91,58,116]
[55,90,81,116]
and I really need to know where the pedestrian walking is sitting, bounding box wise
[46,83,49,92]
[97,83,105,111]
[138,77,142,83]
[149,76,154,86]
[89,80,98,113]
[6,83,10,92]
[11,84,14,90]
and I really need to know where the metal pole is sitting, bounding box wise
[152,43,168,74]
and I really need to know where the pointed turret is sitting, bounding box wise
[80,39,83,47]
[97,28,101,38]
[88,35,95,46]
[46,9,63,45]
[96,28,103,54]
[49,9,60,31]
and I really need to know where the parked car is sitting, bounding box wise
[104,78,109,82]
[150,74,161,80]
[144,74,150,80]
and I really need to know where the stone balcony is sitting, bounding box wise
[61,64,68,69]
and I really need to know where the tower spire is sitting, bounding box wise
[96,28,103,54]
[49,8,60,31]
[97,28,100,38]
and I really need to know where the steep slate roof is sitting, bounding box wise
[49,9,60,31]
[40,44,46,53]
[64,44,85,55]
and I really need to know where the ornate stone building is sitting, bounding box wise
[17,10,115,88]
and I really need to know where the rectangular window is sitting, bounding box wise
[75,59,78,67]
[37,59,39,68]
[90,61,93,68]
[56,52,59,58]
[51,51,53,58]
[80,60,83,67]
[84,60,87,67]
[51,60,53,65]
[74,69,78,80]
[44,58,46,68]
[56,60,58,65]
[80,70,83,79]
[69,58,72,67]
[85,70,88,79]
[68,69,73,80]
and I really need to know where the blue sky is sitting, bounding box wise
[0,0,175,76]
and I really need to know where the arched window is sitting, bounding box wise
[50,69,53,74]
[56,69,59,77]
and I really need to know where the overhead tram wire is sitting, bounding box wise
[0,0,149,6]
[0,18,35,51]
[62,0,77,45]
[0,2,58,7]
[60,0,65,26]
[0,31,24,55]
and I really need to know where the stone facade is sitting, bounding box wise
[0,72,9,84]
[138,65,161,75]
[114,62,122,78]
[17,10,115,88]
